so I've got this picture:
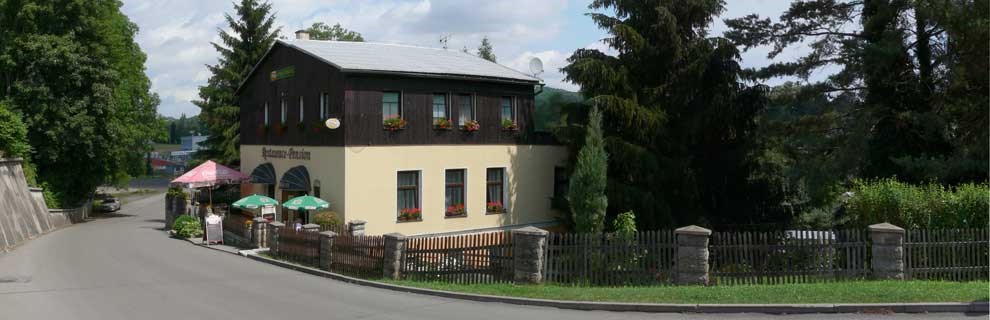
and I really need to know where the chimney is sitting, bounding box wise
[295,30,310,40]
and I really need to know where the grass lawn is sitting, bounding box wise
[381,280,989,304]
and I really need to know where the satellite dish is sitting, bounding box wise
[529,57,544,77]
[325,118,340,129]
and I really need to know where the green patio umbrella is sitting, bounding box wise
[281,195,330,210]
[232,194,279,209]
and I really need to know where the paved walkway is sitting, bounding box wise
[0,194,977,320]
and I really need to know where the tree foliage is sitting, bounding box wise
[195,0,280,166]
[567,106,608,233]
[0,0,160,204]
[476,36,496,62]
[726,0,988,192]
[305,22,364,41]
[560,0,770,229]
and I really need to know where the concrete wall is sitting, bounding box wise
[0,158,74,252]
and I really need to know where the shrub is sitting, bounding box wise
[173,215,202,238]
[313,211,341,228]
[612,210,637,239]
[568,106,608,233]
[844,178,989,229]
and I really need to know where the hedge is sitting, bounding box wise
[844,179,989,229]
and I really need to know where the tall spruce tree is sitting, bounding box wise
[568,106,608,233]
[561,0,768,229]
[195,0,279,165]
[477,36,497,62]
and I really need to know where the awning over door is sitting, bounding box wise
[249,163,277,184]
[279,165,311,192]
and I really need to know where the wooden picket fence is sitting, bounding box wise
[329,234,386,278]
[708,230,871,285]
[544,230,676,286]
[905,228,989,281]
[402,231,513,284]
[272,228,321,267]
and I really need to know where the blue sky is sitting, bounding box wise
[121,0,798,118]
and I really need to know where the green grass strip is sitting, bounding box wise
[381,280,989,304]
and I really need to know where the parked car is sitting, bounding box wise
[99,197,121,212]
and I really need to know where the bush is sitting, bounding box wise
[612,210,637,239]
[844,178,989,229]
[173,215,202,238]
[313,211,341,228]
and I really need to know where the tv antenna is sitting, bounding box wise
[439,34,452,49]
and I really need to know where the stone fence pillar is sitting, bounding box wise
[869,223,905,280]
[383,233,407,280]
[252,217,269,248]
[302,223,320,233]
[267,221,285,254]
[319,231,337,271]
[675,225,711,285]
[512,226,548,284]
[348,220,366,236]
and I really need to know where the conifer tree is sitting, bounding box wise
[477,36,496,62]
[195,0,280,165]
[568,106,608,233]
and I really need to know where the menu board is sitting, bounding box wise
[205,214,223,244]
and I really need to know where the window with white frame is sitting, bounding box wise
[298,96,304,123]
[397,170,420,221]
[320,92,329,119]
[432,93,447,122]
[445,169,466,217]
[501,96,515,122]
[382,91,401,120]
[280,97,287,124]
[457,94,475,126]
[486,168,506,213]
[263,102,269,125]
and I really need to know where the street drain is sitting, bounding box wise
[0,276,31,283]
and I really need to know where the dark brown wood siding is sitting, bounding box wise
[342,74,555,146]
[239,43,346,146]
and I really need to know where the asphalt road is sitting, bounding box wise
[0,194,977,320]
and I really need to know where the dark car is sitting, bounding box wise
[98,197,121,212]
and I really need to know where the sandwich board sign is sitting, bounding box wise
[205,214,223,245]
[261,205,277,222]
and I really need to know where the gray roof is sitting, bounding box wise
[281,39,539,83]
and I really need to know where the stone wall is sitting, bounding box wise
[0,158,78,252]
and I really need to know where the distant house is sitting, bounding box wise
[236,31,566,236]
[149,158,182,175]
[181,135,208,151]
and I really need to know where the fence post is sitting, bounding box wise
[319,231,337,272]
[302,223,320,233]
[348,220,366,236]
[268,221,285,254]
[512,226,548,284]
[675,225,711,285]
[252,217,269,248]
[869,223,905,280]
[383,233,407,280]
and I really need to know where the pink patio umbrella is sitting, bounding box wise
[170,160,249,206]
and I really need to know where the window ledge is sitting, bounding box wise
[444,214,467,219]
[396,219,422,223]
[486,211,506,215]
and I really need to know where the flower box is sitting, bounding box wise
[397,207,422,222]
[461,120,480,132]
[445,204,466,218]
[383,117,407,131]
[434,118,453,130]
[486,201,505,214]
[501,119,518,131]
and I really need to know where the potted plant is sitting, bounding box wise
[486,201,505,214]
[445,203,465,217]
[296,121,306,132]
[274,122,287,135]
[257,124,269,136]
[311,120,325,133]
[462,120,481,132]
[434,118,453,130]
[398,207,421,221]
[501,119,518,131]
[383,117,407,131]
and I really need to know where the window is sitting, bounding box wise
[553,166,569,209]
[266,184,275,198]
[382,91,401,120]
[501,97,514,122]
[445,169,466,217]
[280,97,287,124]
[298,96,304,123]
[486,168,505,213]
[457,94,475,126]
[397,171,420,221]
[432,93,447,122]
[263,102,269,125]
[313,180,321,198]
[320,92,329,119]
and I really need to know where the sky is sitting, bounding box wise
[121,0,800,118]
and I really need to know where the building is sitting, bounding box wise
[180,135,208,151]
[237,31,567,235]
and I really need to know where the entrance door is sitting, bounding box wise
[280,190,308,226]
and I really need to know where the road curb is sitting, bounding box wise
[241,253,988,314]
